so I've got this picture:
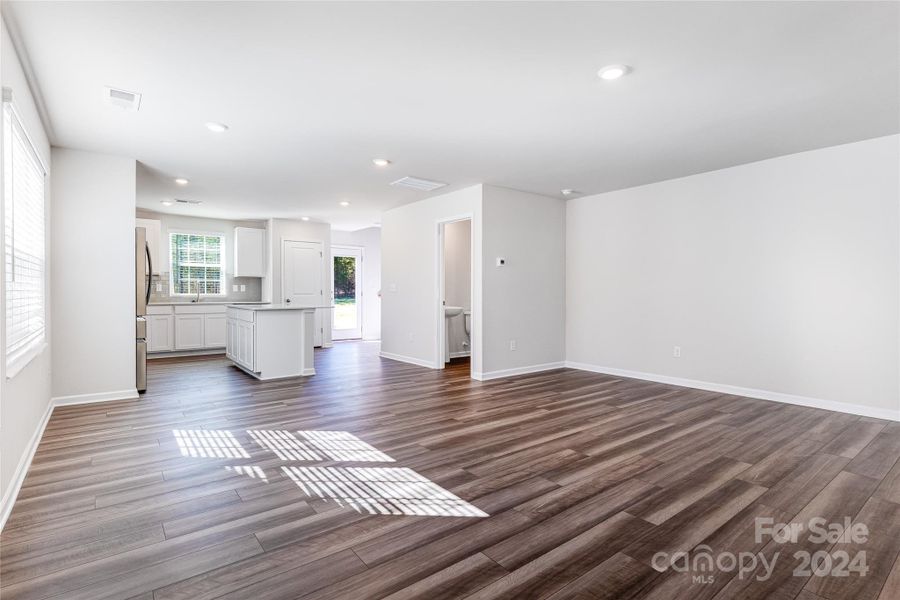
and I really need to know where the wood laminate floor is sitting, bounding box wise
[1,341,899,600]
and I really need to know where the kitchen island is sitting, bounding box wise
[225,304,323,380]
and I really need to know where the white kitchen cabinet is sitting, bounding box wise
[204,314,227,347]
[149,304,233,353]
[136,218,163,273]
[226,313,255,370]
[234,227,266,277]
[147,315,175,352]
[174,314,205,350]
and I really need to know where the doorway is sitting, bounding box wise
[282,239,325,346]
[332,245,363,340]
[437,217,473,375]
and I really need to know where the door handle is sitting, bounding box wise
[285,298,291,304]
[145,242,152,305]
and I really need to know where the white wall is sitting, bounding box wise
[566,135,900,420]
[51,148,137,403]
[381,185,482,368]
[266,218,333,346]
[332,227,381,340]
[443,220,471,355]
[480,185,566,377]
[380,184,566,377]
[0,16,53,526]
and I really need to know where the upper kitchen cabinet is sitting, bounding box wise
[234,227,266,277]
[136,217,163,273]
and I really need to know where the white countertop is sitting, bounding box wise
[227,303,333,311]
[150,301,268,306]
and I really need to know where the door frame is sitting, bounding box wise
[281,238,326,346]
[435,214,474,373]
[331,244,364,340]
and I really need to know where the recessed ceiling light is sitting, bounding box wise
[174,178,189,186]
[339,201,350,207]
[372,158,391,167]
[301,216,310,221]
[205,122,229,133]
[161,200,173,206]
[597,64,631,80]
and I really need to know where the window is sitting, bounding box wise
[3,100,46,374]
[170,233,225,295]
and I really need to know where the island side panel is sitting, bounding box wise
[256,309,305,379]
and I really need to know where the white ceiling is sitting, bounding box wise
[5,1,898,230]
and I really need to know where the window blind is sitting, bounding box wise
[3,101,46,371]
[170,233,224,295]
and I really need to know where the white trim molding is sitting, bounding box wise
[564,361,900,422]
[472,361,566,382]
[52,388,139,406]
[0,399,53,531]
[379,351,437,370]
[148,349,224,360]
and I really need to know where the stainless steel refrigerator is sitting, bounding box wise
[135,227,152,392]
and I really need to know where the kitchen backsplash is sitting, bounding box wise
[150,272,263,303]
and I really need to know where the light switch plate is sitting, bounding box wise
[240,284,246,292]
[232,284,238,292]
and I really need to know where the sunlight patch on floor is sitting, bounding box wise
[282,465,488,518]
[170,428,488,518]
[296,430,395,462]
[225,465,269,482]
[173,429,250,459]
[247,429,322,461]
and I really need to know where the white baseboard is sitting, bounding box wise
[148,349,224,359]
[379,351,438,369]
[0,399,53,531]
[564,361,900,422]
[2,387,141,531]
[449,351,471,359]
[52,388,139,406]
[472,361,566,381]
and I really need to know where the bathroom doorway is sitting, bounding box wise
[437,217,473,374]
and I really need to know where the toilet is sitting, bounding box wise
[463,311,471,349]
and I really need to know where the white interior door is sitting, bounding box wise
[332,246,363,340]
[282,239,324,346]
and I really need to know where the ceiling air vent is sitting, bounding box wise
[104,86,142,111]
[390,176,448,192]
[175,198,202,205]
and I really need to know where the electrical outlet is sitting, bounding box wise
[509,340,517,351]
[240,284,246,292]
[156,283,162,292]
[389,283,397,293]
[673,346,682,358]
